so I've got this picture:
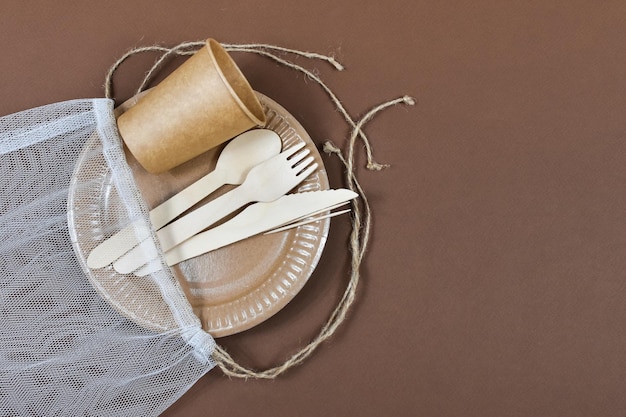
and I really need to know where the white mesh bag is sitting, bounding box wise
[0,98,215,416]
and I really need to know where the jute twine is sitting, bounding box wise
[105,40,414,379]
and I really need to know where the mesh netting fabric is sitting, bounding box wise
[0,98,215,416]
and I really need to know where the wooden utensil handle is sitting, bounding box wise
[155,185,250,251]
[148,168,226,229]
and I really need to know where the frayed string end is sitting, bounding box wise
[403,96,416,105]
[323,141,342,156]
[366,161,389,171]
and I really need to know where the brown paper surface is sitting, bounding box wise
[4,2,626,416]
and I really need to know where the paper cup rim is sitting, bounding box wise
[206,39,266,127]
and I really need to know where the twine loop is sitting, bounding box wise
[105,40,414,379]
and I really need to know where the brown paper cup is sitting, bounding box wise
[116,39,266,173]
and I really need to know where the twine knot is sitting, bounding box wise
[366,161,389,171]
[322,141,342,155]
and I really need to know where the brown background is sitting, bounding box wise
[2,1,626,416]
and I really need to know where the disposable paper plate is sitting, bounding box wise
[68,93,330,337]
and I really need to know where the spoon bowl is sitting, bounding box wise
[217,129,283,185]
[147,128,282,229]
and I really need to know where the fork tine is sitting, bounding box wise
[282,141,306,158]
[297,161,318,177]
[289,148,311,165]
[294,155,315,171]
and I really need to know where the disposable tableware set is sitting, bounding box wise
[0,38,410,416]
[87,129,357,276]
